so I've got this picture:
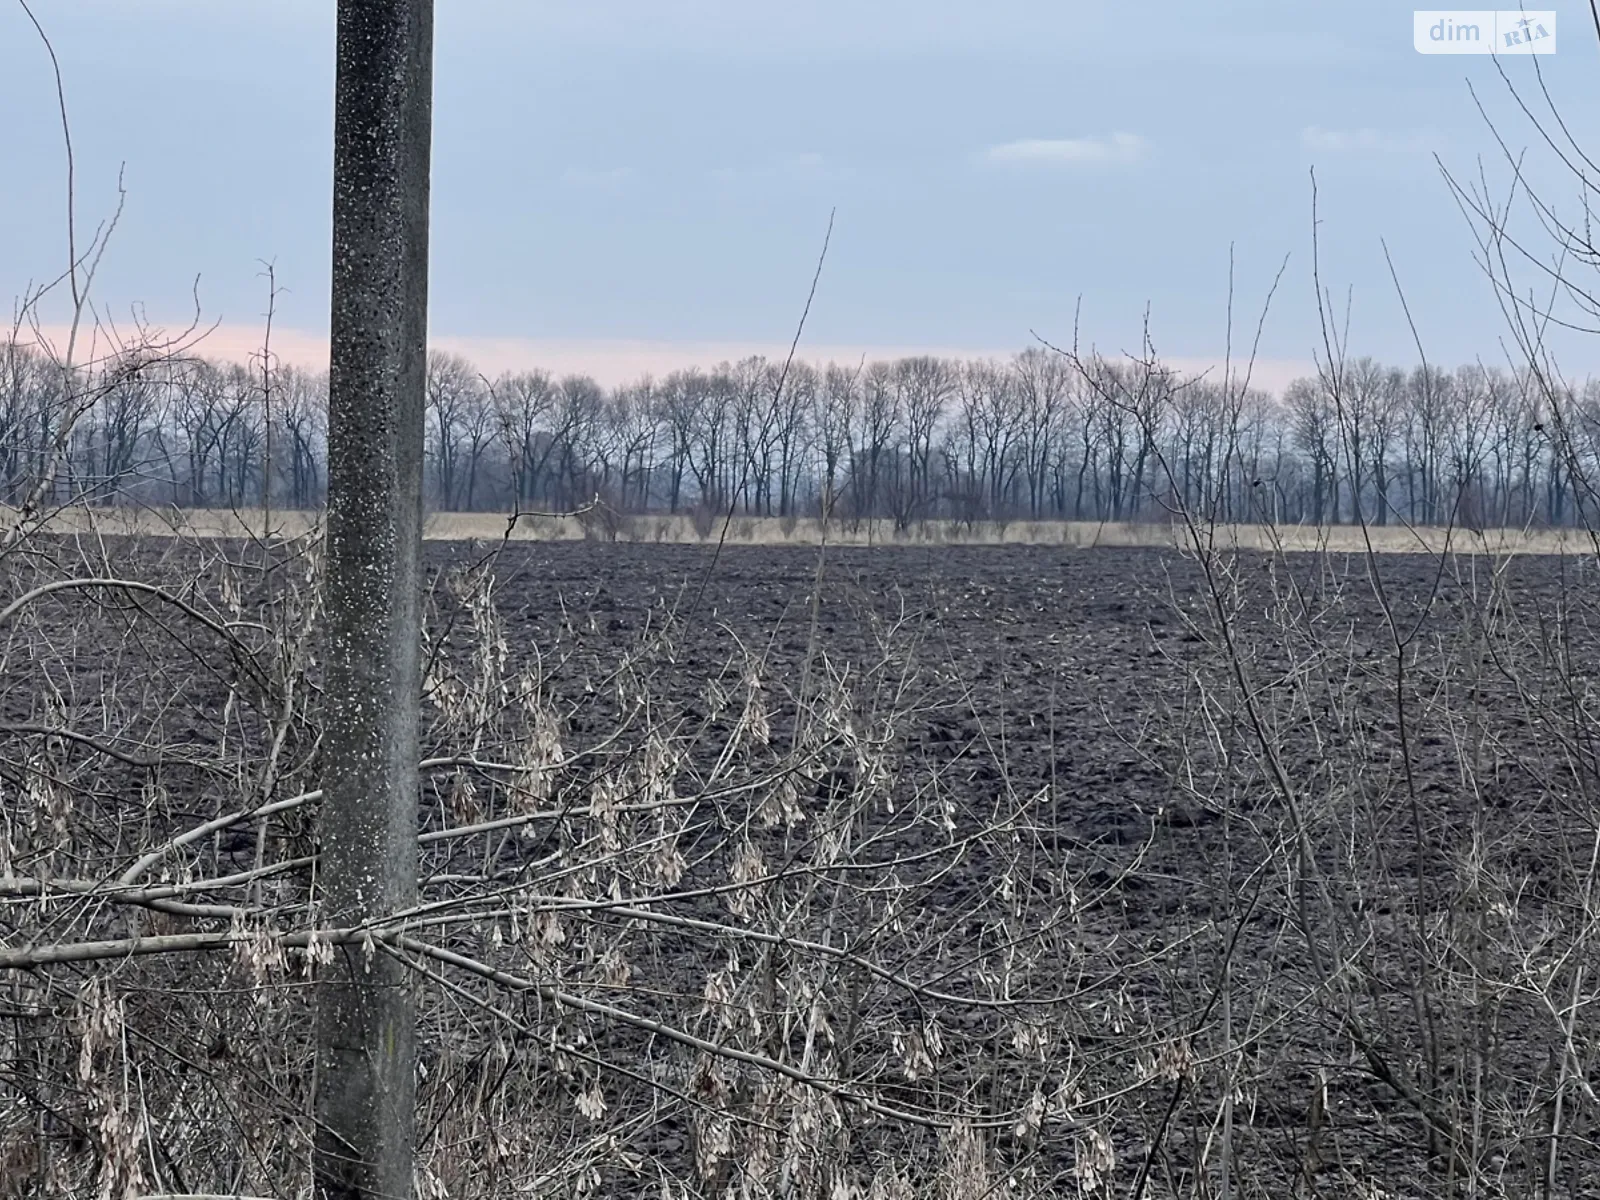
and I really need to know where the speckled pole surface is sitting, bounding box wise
[316,3,432,1197]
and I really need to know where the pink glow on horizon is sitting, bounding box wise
[13,322,1317,395]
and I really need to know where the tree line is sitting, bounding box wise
[4,335,1597,528]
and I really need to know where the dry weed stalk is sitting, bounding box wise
[1057,296,1600,1196]
[1,520,1199,1200]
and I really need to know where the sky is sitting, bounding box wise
[3,1,1598,391]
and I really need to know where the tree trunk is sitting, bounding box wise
[316,2,433,1198]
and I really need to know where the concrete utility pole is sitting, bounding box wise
[315,2,433,1197]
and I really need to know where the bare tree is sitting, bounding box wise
[275,363,329,510]
[771,360,815,517]
[653,367,705,513]
[425,349,479,509]
[490,367,558,510]
[606,377,659,511]
[895,355,955,521]
[1400,364,1453,525]
[1013,346,1071,518]
[812,361,858,523]
[686,365,734,511]
[24,333,1600,533]
[0,337,56,502]
[1286,376,1337,523]
[553,372,606,506]
[728,355,773,514]
[853,360,901,525]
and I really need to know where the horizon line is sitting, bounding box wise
[13,321,1321,393]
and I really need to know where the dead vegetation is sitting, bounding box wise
[3,504,1591,556]
[4,515,1600,1198]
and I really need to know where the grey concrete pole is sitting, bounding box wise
[315,2,432,1197]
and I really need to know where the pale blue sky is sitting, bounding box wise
[3,1,1596,386]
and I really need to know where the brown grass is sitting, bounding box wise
[7,504,1594,555]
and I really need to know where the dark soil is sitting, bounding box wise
[7,538,1600,1198]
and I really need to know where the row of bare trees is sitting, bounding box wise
[5,335,1598,529]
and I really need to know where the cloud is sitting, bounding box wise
[558,165,636,187]
[710,151,842,183]
[1299,126,1431,154]
[982,133,1147,168]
